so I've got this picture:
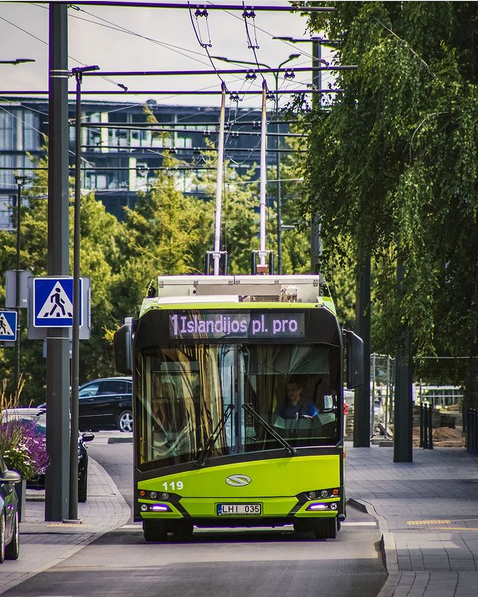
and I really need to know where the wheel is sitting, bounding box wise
[78,464,88,503]
[314,518,337,540]
[143,520,168,542]
[5,511,19,560]
[0,512,5,564]
[117,410,133,433]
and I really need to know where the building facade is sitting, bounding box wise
[0,98,289,227]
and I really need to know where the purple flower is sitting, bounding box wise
[0,419,49,479]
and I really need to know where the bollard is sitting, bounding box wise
[428,403,433,449]
[419,403,424,448]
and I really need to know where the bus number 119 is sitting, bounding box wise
[162,481,183,491]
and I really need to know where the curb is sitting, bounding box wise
[347,497,399,597]
[108,437,134,444]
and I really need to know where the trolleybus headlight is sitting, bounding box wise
[307,491,317,500]
[161,492,170,500]
[150,491,158,499]
[140,504,148,512]
[306,502,329,511]
[330,503,338,510]
[320,490,329,498]
[150,503,172,512]
[139,490,146,497]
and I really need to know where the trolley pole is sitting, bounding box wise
[212,82,226,276]
[258,80,268,271]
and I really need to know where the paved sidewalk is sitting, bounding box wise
[346,443,478,597]
[0,458,131,595]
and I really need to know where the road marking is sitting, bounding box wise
[342,521,377,527]
[47,523,91,528]
[435,527,478,531]
[406,520,451,526]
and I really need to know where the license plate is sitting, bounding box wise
[217,503,262,516]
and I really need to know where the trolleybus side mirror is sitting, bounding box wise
[344,330,364,389]
[114,317,133,375]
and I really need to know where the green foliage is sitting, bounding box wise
[115,152,213,319]
[305,1,478,373]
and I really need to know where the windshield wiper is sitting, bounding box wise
[195,403,235,468]
[242,403,297,456]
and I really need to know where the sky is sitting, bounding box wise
[0,1,335,110]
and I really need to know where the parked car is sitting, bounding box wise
[79,377,132,433]
[0,453,21,562]
[2,409,94,503]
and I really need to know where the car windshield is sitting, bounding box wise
[136,343,341,469]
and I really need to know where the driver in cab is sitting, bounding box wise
[274,376,318,419]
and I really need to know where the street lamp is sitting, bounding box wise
[0,58,35,65]
[212,54,301,273]
[70,64,99,521]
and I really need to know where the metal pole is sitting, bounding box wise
[310,40,322,274]
[259,80,267,269]
[14,178,23,396]
[69,71,81,521]
[384,355,390,437]
[70,65,98,521]
[371,353,376,435]
[46,2,70,522]
[275,72,282,274]
[393,260,413,462]
[213,82,226,276]
[353,252,371,447]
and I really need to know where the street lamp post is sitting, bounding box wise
[14,176,27,395]
[70,65,99,521]
[211,54,300,273]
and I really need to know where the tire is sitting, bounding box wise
[5,511,19,560]
[314,518,337,540]
[143,520,168,542]
[117,410,133,433]
[0,512,5,564]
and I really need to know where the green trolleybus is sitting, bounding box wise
[114,274,363,541]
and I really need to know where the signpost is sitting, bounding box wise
[33,277,82,328]
[0,310,17,342]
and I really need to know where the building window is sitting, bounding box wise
[0,112,14,151]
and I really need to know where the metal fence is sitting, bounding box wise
[364,354,466,440]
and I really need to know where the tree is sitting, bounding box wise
[306,2,478,404]
[114,151,213,320]
[0,150,125,402]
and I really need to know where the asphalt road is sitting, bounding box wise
[8,432,387,597]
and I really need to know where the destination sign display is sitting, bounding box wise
[169,312,305,340]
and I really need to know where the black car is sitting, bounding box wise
[79,377,132,433]
[0,453,21,562]
[7,409,94,503]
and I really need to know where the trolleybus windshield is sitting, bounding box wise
[136,342,341,469]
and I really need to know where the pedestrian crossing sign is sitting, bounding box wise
[0,310,17,341]
[33,278,82,327]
